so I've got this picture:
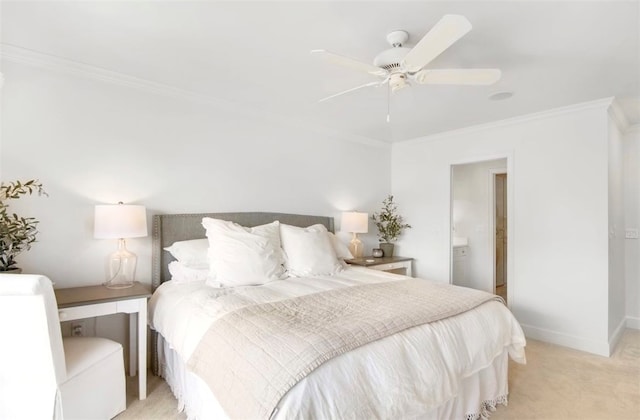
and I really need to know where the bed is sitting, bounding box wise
[149,212,526,419]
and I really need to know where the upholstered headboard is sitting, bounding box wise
[151,212,334,290]
[149,211,334,375]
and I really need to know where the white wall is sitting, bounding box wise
[1,60,391,350]
[607,113,626,348]
[3,58,636,359]
[451,158,506,292]
[624,126,640,328]
[392,99,616,355]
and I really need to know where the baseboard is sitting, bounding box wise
[627,316,640,330]
[609,317,627,355]
[520,323,610,357]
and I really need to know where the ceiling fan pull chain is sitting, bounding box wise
[386,84,391,123]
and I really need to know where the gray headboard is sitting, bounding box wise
[151,212,335,290]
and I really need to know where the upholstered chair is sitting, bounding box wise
[0,274,126,419]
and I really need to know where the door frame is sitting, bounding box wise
[448,152,514,308]
[488,168,507,295]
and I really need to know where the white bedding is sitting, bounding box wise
[149,267,526,419]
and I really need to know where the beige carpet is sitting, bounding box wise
[117,329,640,420]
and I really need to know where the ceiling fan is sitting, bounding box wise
[312,15,501,105]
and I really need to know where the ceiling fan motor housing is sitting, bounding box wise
[373,30,411,72]
[374,31,411,91]
[374,47,411,71]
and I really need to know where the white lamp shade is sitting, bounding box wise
[94,204,147,239]
[341,211,369,233]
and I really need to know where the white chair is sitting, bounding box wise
[0,274,126,419]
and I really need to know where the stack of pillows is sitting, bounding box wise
[164,218,354,287]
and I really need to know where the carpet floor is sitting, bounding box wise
[116,329,640,420]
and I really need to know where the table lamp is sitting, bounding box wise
[341,211,368,258]
[94,202,147,289]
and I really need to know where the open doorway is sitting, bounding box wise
[450,159,508,302]
[492,171,508,303]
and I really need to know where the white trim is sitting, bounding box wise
[448,165,455,285]
[506,154,515,309]
[520,323,610,357]
[609,317,628,355]
[448,152,514,310]
[627,316,640,330]
[626,124,640,134]
[488,168,507,295]
[449,152,512,167]
[401,97,615,145]
[607,100,630,133]
[0,43,389,149]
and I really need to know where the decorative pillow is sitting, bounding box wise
[168,261,210,284]
[327,232,354,260]
[164,238,209,269]
[280,223,343,277]
[201,218,286,287]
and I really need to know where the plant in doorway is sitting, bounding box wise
[371,194,411,257]
[0,180,47,272]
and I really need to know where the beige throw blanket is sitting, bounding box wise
[187,279,501,419]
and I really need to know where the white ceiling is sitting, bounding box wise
[2,1,639,142]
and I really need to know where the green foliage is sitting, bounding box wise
[0,180,47,271]
[371,194,411,243]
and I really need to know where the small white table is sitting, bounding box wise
[54,282,152,400]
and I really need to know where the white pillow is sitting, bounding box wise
[164,238,209,269]
[280,224,343,277]
[327,232,354,260]
[168,261,210,284]
[201,218,286,287]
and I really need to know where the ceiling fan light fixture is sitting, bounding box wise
[389,73,409,92]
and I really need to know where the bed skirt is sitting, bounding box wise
[156,335,510,420]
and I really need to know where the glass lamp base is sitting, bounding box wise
[104,277,134,289]
[104,239,137,289]
[349,233,364,258]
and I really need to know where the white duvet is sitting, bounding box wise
[149,267,526,419]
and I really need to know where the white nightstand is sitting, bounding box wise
[54,282,152,400]
[346,256,413,277]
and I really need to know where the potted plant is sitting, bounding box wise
[371,194,411,257]
[0,180,47,273]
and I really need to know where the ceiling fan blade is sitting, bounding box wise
[311,49,388,78]
[415,69,501,85]
[402,15,472,73]
[318,81,383,103]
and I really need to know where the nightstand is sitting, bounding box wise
[346,256,414,277]
[54,282,152,400]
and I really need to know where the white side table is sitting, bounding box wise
[346,256,414,277]
[54,282,152,400]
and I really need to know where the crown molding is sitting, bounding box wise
[398,97,616,146]
[0,43,218,103]
[0,43,389,149]
[608,99,631,133]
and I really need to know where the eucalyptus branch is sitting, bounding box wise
[371,195,411,243]
[0,180,47,271]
